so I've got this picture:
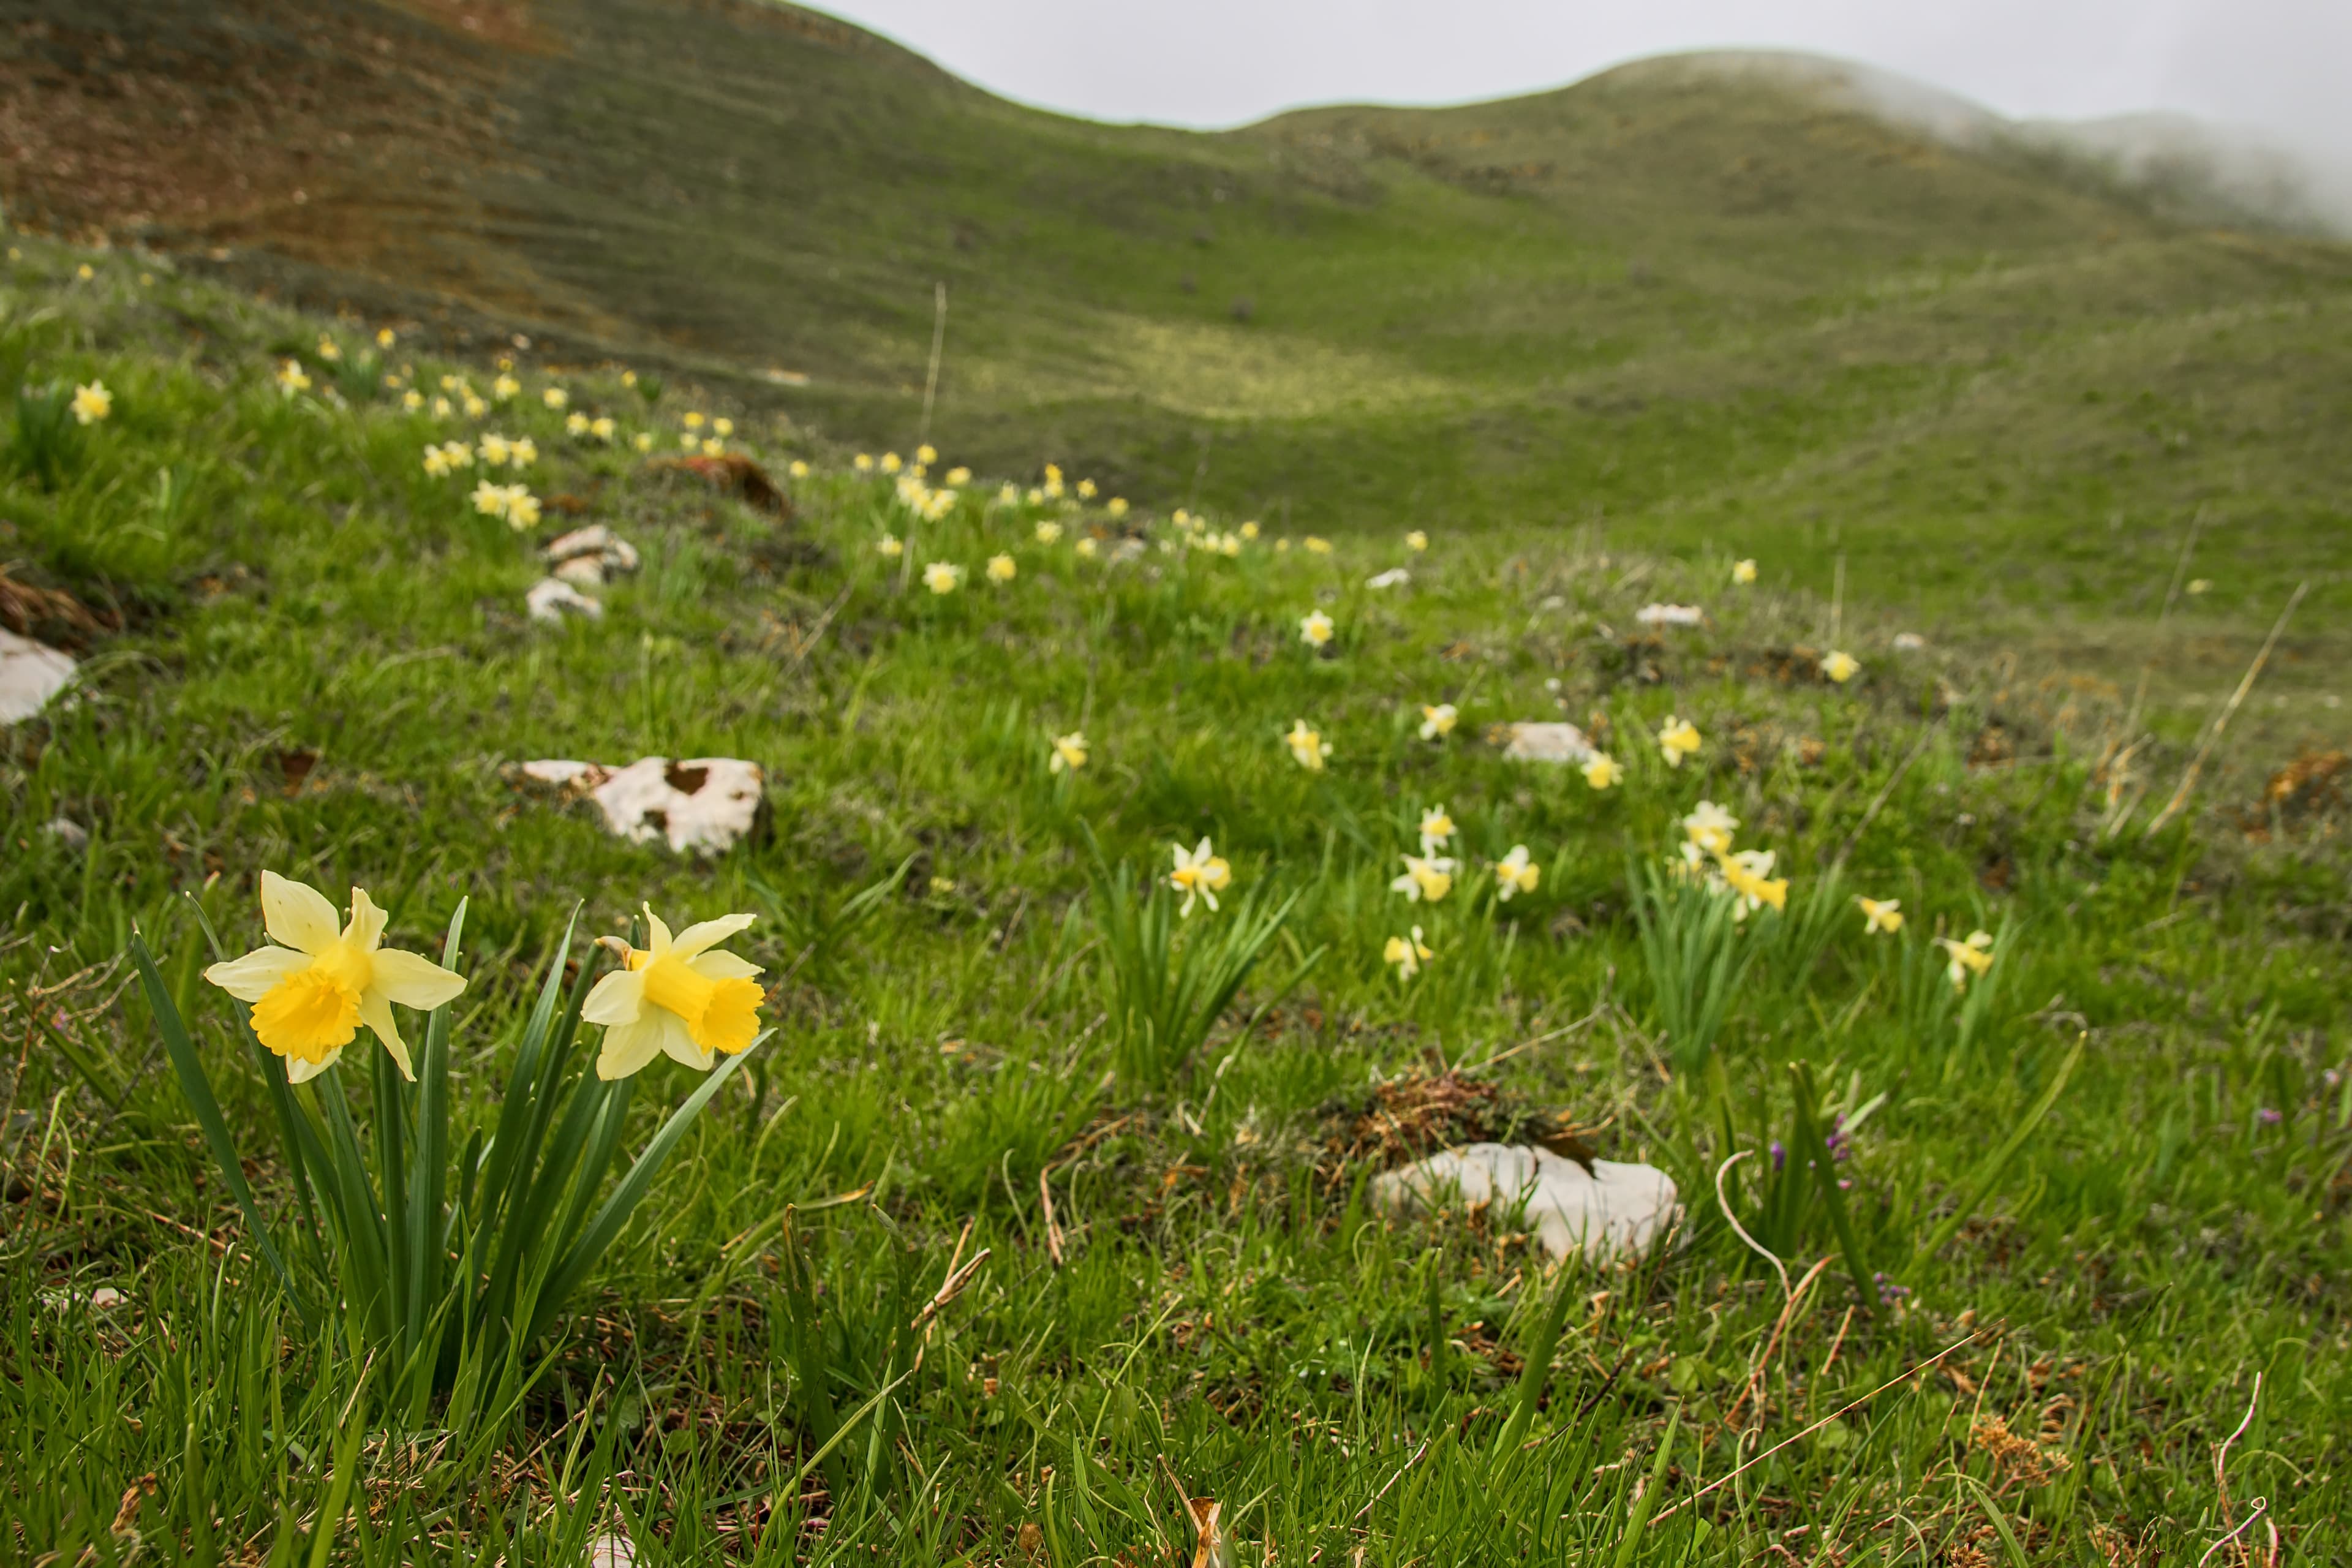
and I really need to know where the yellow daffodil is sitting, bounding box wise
[69,381,111,424]
[383,373,405,390]
[590,415,616,442]
[1419,703,1457,741]
[2187,578,2211,595]
[1583,754,1623,790]
[1384,925,1433,979]
[986,554,1017,584]
[1937,930,1995,992]
[854,453,875,472]
[1657,716,1702,768]
[915,443,937,465]
[702,437,725,458]
[941,465,970,486]
[632,431,654,452]
[1275,538,1291,552]
[315,336,342,363]
[584,908,764,1078]
[423,445,453,478]
[1106,497,1129,518]
[1405,529,1429,552]
[1026,486,1044,504]
[1495,845,1540,901]
[509,437,537,467]
[1416,804,1455,854]
[1304,536,1332,555]
[443,440,474,468]
[1035,521,1063,545]
[76,263,94,281]
[881,452,902,473]
[997,482,1018,505]
[679,431,701,451]
[431,395,453,418]
[1049,731,1087,774]
[565,412,590,436]
[462,393,488,417]
[1732,559,1757,584]
[478,432,512,466]
[788,459,810,478]
[1720,849,1787,919]
[1077,478,1096,499]
[1299,610,1334,648]
[439,374,460,393]
[1285,719,1332,771]
[543,386,569,410]
[1391,853,1456,904]
[1856,895,1903,935]
[1822,650,1860,684]
[1682,801,1738,856]
[203,872,466,1082]
[492,374,520,401]
[1169,837,1232,916]
[1043,461,1064,487]
[878,533,905,558]
[714,417,734,437]
[376,327,396,349]
[402,389,424,412]
[1240,521,1260,540]
[621,369,638,387]
[507,489,541,530]
[276,360,311,394]
[1074,537,1099,560]
[923,561,963,594]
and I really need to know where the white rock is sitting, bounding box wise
[588,1530,636,1568]
[43,816,90,851]
[1365,567,1411,589]
[1634,603,1704,627]
[1893,632,1926,650]
[1373,1144,1681,1263]
[1500,722,1598,764]
[526,576,604,622]
[552,556,607,587]
[519,756,766,854]
[0,628,76,724]
[545,524,641,576]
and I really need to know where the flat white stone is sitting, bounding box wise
[545,524,641,575]
[1893,632,1926,650]
[551,556,606,587]
[1373,1143,1681,1263]
[1500,722,1598,764]
[1365,567,1411,589]
[1634,603,1704,627]
[519,756,765,854]
[43,817,90,851]
[0,627,76,723]
[526,576,603,622]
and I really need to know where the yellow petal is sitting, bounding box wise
[205,945,311,1002]
[582,967,646,1026]
[286,1046,345,1084]
[670,913,755,960]
[689,950,762,981]
[596,1016,665,1080]
[657,1010,712,1071]
[358,993,415,1080]
[344,886,388,951]
[368,947,465,1011]
[261,871,341,954]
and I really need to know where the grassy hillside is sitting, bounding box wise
[6,0,2350,744]
[4,224,2352,1568]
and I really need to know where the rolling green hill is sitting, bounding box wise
[6,0,2351,733]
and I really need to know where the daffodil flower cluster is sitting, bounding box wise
[472,480,542,529]
[1936,930,1996,990]
[1169,838,1233,916]
[1673,800,1789,919]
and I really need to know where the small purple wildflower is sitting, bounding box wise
[2256,1107,2282,1126]
[1769,1140,1785,1171]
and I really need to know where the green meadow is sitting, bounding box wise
[2,233,2347,1566]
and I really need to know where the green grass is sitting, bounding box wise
[2,240,2349,1564]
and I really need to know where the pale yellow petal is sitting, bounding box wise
[204,944,310,1003]
[261,871,341,954]
[344,887,388,952]
[641,905,674,954]
[367,947,466,1011]
[581,968,646,1026]
[658,1010,714,1072]
[670,913,755,960]
[595,1016,665,1080]
[358,993,415,1080]
[286,1045,344,1084]
[689,950,762,981]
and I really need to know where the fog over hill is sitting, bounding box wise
[1653,48,2352,238]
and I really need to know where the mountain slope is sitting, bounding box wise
[5,0,2351,712]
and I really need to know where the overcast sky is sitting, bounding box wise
[811,0,2350,158]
